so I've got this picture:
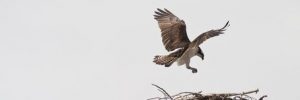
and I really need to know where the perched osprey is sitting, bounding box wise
[153,8,230,73]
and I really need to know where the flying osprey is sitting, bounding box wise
[153,8,230,73]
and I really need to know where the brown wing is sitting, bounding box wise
[154,8,191,51]
[190,21,230,47]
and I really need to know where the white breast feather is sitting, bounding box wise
[177,47,198,66]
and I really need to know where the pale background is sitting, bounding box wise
[0,0,299,100]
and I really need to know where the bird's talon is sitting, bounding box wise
[192,69,198,73]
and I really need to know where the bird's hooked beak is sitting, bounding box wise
[200,55,204,60]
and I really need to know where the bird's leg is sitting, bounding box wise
[185,60,197,73]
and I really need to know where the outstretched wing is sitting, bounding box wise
[190,21,230,47]
[154,8,191,51]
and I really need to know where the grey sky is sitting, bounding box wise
[0,0,299,100]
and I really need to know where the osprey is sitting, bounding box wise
[153,8,230,73]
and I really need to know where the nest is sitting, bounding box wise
[148,84,267,100]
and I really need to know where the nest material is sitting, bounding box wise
[148,84,267,100]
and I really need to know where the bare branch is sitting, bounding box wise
[150,84,174,100]
[259,95,268,100]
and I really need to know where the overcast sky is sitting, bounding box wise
[0,0,300,100]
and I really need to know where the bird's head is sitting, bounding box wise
[197,47,204,60]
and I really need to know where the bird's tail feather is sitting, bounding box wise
[153,55,177,67]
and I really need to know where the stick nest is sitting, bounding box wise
[148,84,267,100]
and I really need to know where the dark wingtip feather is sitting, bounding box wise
[220,21,230,31]
[156,8,162,11]
[153,15,160,19]
[163,8,173,15]
[155,11,163,15]
[157,8,167,14]
[153,8,175,20]
[225,21,230,27]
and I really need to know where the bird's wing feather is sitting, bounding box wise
[190,21,230,47]
[154,8,191,51]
